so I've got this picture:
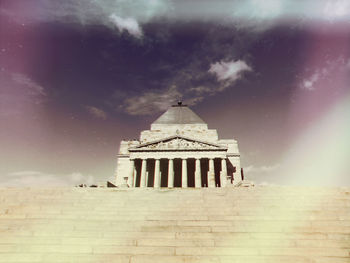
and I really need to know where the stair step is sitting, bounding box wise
[0,187,349,262]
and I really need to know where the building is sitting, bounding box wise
[115,102,242,187]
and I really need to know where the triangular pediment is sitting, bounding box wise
[129,135,227,152]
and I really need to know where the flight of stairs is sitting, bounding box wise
[0,187,349,263]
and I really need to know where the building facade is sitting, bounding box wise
[115,102,242,187]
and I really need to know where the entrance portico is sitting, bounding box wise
[129,157,228,188]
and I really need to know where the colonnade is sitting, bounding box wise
[127,158,228,188]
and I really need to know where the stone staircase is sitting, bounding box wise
[0,187,349,263]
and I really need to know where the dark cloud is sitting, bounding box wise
[1,0,350,186]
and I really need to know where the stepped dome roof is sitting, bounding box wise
[152,102,205,125]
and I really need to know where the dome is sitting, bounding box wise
[152,103,206,125]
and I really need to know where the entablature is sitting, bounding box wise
[129,151,227,160]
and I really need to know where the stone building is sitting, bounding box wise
[115,102,242,187]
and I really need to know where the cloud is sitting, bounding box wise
[109,14,143,38]
[300,57,349,91]
[323,0,350,20]
[242,164,281,184]
[119,58,252,116]
[233,0,284,21]
[0,72,47,117]
[245,164,280,174]
[209,59,252,87]
[346,59,350,69]
[122,85,181,115]
[188,86,213,95]
[4,0,350,33]
[0,171,95,187]
[85,106,107,120]
[170,0,350,31]
[12,73,46,96]
[1,0,171,30]
[301,72,319,91]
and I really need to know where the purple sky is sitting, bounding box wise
[1,0,350,186]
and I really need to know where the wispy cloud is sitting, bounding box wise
[85,106,107,120]
[120,58,252,115]
[122,85,181,115]
[209,59,252,88]
[12,73,46,96]
[188,86,213,95]
[300,56,349,91]
[0,72,47,117]
[1,0,171,32]
[109,14,143,38]
[0,171,95,187]
[346,59,350,69]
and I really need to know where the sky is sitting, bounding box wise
[0,0,350,187]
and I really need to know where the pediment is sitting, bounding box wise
[129,136,227,152]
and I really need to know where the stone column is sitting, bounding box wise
[233,165,242,184]
[128,159,135,187]
[220,158,227,187]
[195,158,201,188]
[140,159,147,188]
[154,159,161,188]
[146,171,149,187]
[133,167,137,187]
[168,159,174,188]
[208,158,215,188]
[182,158,187,188]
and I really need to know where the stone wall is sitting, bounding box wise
[0,187,349,262]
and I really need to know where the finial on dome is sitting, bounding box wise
[172,100,187,107]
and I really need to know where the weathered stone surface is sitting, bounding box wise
[115,104,242,187]
[0,187,349,262]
